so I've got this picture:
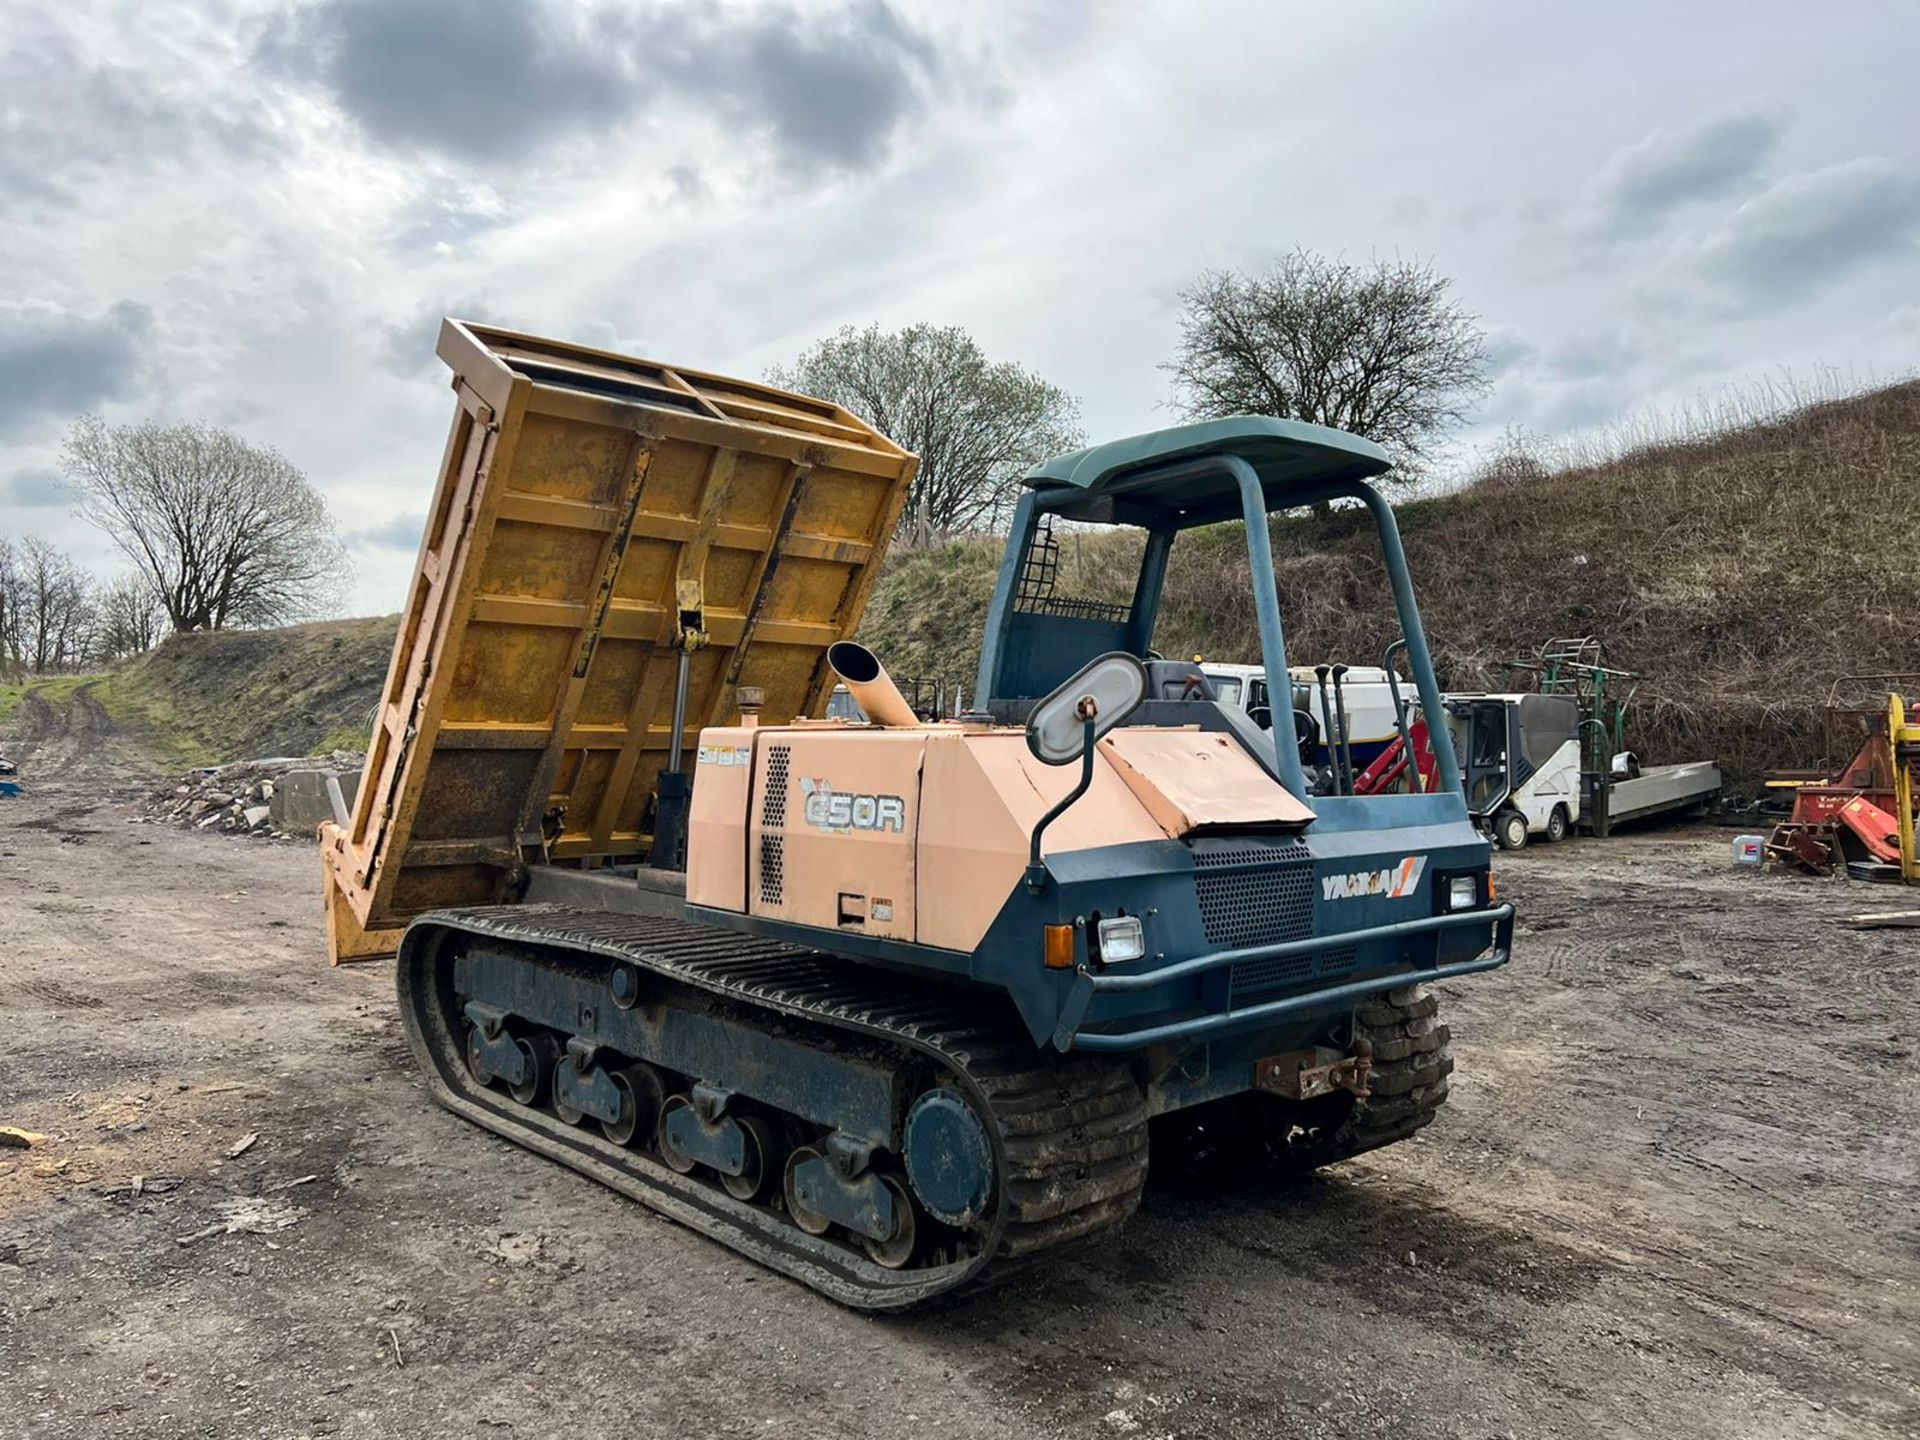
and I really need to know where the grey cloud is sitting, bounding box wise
[0,467,75,507]
[666,165,708,204]
[264,0,637,162]
[377,298,511,376]
[1701,158,1920,306]
[390,192,516,255]
[269,0,946,171]
[673,1,941,170]
[0,302,155,436]
[1493,378,1624,436]
[1545,332,1643,381]
[1481,333,1537,380]
[351,513,428,551]
[1597,109,1783,232]
[1,7,282,211]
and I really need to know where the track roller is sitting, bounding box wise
[602,1064,665,1148]
[783,1146,834,1235]
[722,1114,777,1203]
[862,1174,917,1269]
[657,1084,775,1200]
[464,1027,561,1108]
[657,1094,701,1174]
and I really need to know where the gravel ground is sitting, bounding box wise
[1,685,1915,1439]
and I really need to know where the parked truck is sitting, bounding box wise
[322,321,1513,1309]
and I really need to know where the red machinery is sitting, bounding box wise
[1765,675,1920,880]
[1353,713,1440,796]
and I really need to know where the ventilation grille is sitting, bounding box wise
[758,744,790,906]
[1192,836,1311,870]
[1230,946,1357,1001]
[1191,836,1314,951]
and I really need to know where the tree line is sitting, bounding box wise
[3,247,1486,675]
[774,249,1487,539]
[0,535,166,678]
[1,419,348,679]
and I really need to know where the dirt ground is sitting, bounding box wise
[2,687,1915,1440]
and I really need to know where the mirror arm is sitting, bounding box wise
[1026,716,1097,891]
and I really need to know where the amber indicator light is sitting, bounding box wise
[1043,924,1076,970]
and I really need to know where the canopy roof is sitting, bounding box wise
[1024,416,1392,527]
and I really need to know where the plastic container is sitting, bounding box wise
[1732,834,1765,867]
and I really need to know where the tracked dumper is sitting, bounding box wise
[324,321,1514,1309]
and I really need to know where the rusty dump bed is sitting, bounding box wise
[321,320,915,958]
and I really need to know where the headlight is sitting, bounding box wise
[1447,876,1480,911]
[1096,915,1146,963]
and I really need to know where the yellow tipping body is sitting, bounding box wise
[321,321,916,956]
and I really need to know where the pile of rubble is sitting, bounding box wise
[138,752,366,838]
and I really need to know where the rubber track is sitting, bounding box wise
[1332,981,1455,1159]
[397,904,1149,1309]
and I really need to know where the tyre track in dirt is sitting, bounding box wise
[0,705,1915,1438]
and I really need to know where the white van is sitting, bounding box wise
[1199,662,1404,769]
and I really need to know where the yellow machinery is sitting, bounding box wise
[329,322,1512,1308]
[1893,693,1920,883]
[320,320,916,960]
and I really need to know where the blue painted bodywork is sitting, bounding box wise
[707,419,1507,1115]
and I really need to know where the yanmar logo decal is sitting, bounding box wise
[799,777,907,834]
[1322,856,1428,902]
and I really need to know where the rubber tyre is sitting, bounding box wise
[1546,805,1570,843]
[1495,810,1529,850]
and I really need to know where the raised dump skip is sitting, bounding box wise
[321,320,915,959]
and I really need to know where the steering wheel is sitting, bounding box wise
[1245,704,1273,731]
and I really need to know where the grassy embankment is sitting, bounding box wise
[856,380,1920,786]
[14,380,1911,783]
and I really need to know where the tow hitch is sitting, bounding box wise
[1255,1041,1374,1101]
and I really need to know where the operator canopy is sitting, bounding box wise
[1024,416,1392,528]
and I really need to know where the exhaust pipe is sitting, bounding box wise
[827,642,920,727]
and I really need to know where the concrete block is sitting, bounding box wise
[270,768,361,836]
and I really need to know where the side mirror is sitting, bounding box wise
[1025,652,1148,765]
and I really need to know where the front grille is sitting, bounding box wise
[1190,836,1347,1002]
[1191,836,1313,951]
[1230,945,1357,1001]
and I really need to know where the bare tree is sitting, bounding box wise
[0,538,21,679]
[1165,251,1490,488]
[770,324,1085,540]
[11,536,96,674]
[61,416,348,632]
[95,573,169,661]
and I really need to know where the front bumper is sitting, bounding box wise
[1052,903,1515,1052]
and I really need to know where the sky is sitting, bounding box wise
[3,0,1917,616]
